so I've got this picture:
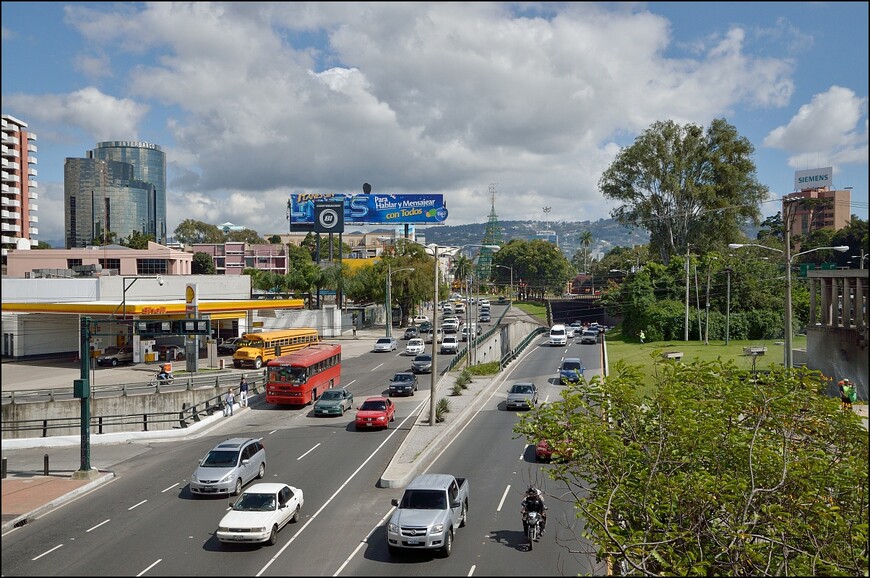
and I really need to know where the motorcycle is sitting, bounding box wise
[523,510,543,549]
[149,371,175,386]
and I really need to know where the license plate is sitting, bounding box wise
[407,538,420,544]
[232,535,245,541]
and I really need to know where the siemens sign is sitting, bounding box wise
[794,167,832,191]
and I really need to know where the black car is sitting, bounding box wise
[479,312,491,323]
[403,327,419,340]
[411,353,433,374]
[389,372,419,396]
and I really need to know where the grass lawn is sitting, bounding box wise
[603,327,807,390]
[511,302,809,392]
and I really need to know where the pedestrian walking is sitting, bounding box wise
[838,378,856,411]
[639,330,645,344]
[239,376,249,407]
[224,387,235,416]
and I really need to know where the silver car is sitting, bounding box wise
[373,337,398,352]
[190,438,266,496]
[505,382,538,410]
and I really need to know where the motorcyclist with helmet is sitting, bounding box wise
[521,485,547,537]
[156,363,173,383]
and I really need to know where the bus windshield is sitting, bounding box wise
[274,366,307,384]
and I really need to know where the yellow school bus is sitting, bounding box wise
[232,328,320,369]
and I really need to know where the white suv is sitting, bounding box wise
[548,324,568,346]
[440,336,460,354]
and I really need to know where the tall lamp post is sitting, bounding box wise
[729,243,849,368]
[385,265,413,338]
[494,264,514,304]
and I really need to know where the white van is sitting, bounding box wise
[548,324,568,346]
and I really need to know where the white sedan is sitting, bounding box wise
[216,483,304,546]
[404,338,426,356]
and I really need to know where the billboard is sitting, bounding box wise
[794,167,832,191]
[288,193,448,227]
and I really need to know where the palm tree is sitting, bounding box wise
[579,230,593,274]
[452,255,474,293]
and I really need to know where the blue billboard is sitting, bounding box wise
[288,193,448,226]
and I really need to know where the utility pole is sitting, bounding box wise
[724,267,732,345]
[72,317,98,480]
[684,244,690,341]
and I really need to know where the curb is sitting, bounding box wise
[2,471,115,533]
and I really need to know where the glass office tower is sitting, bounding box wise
[64,141,167,247]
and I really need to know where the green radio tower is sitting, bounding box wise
[477,183,503,282]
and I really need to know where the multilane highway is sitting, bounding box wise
[1,310,606,576]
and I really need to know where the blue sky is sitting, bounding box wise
[2,2,867,247]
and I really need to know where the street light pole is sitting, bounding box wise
[429,244,439,427]
[494,264,513,306]
[724,267,732,345]
[729,242,849,368]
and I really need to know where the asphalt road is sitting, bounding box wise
[1,319,606,576]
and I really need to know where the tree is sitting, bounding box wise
[121,230,155,249]
[268,235,282,244]
[514,361,868,576]
[174,219,224,245]
[192,251,216,274]
[226,228,267,244]
[492,239,573,299]
[600,118,767,265]
[35,241,53,249]
[578,230,593,274]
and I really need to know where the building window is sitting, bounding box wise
[99,258,121,272]
[67,259,83,269]
[136,259,167,275]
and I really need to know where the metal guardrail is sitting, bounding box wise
[1,373,267,438]
[1,371,262,405]
[500,327,548,370]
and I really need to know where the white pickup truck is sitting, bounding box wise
[386,473,469,557]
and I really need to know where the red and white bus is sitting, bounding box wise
[265,343,341,406]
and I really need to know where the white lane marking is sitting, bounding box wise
[127,499,147,511]
[345,379,357,387]
[136,559,161,576]
[86,519,110,532]
[32,544,62,560]
[161,483,179,493]
[497,485,511,512]
[297,443,321,460]
[332,507,396,576]
[269,429,278,435]
[371,363,384,371]
[468,565,476,576]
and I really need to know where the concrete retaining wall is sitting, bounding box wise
[807,326,867,401]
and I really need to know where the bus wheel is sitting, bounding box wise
[254,358,262,369]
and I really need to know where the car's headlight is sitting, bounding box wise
[254,527,266,533]
[376,416,386,421]
[388,522,399,533]
[433,523,444,533]
[220,473,233,483]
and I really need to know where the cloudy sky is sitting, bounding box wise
[2,2,867,245]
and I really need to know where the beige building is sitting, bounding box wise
[4,241,192,278]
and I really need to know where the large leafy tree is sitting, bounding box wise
[174,219,224,245]
[192,251,216,274]
[492,238,573,299]
[226,228,267,244]
[600,118,767,264]
[515,361,868,576]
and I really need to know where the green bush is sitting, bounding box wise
[435,398,450,422]
[468,361,500,375]
[451,383,463,396]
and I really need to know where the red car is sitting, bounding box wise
[535,439,574,463]
[355,397,396,430]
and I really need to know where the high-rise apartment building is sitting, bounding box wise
[65,141,167,248]
[1,114,38,262]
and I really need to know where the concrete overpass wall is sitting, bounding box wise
[807,326,867,402]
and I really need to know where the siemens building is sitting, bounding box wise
[64,141,167,248]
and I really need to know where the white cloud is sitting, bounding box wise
[764,86,868,169]
[8,2,865,239]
